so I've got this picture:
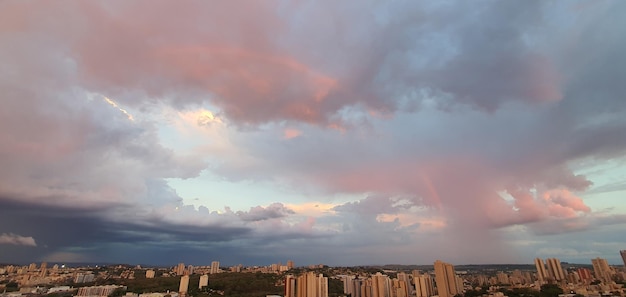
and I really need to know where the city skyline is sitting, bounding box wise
[2,257,624,297]
[1,1,626,266]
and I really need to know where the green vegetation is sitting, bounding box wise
[107,272,285,297]
[4,281,19,292]
[499,287,540,297]
[463,284,565,297]
[463,287,488,297]
[118,275,181,293]
[464,286,543,297]
[539,284,563,297]
[328,278,344,297]
[194,272,283,297]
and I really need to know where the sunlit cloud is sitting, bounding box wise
[284,202,338,217]
[283,128,302,139]
[103,96,134,121]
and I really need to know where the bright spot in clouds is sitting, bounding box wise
[103,97,134,121]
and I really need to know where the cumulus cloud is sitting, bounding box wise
[236,203,295,222]
[0,233,36,247]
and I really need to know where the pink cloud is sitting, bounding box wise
[543,189,591,213]
[283,128,303,139]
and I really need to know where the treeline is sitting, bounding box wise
[110,272,285,297]
[463,284,565,297]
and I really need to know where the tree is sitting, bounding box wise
[539,284,563,297]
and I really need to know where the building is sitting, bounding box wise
[342,275,356,297]
[415,273,434,297]
[396,273,411,294]
[391,278,409,297]
[591,257,612,282]
[210,261,220,274]
[176,263,185,276]
[535,258,548,282]
[620,250,626,267]
[146,270,155,279]
[289,272,328,297]
[545,258,565,281]
[75,273,95,283]
[434,260,460,297]
[287,260,295,269]
[371,273,390,297]
[577,268,592,282]
[199,274,209,289]
[285,275,297,297]
[496,272,509,285]
[179,275,189,297]
[76,285,123,296]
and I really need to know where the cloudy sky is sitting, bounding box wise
[1,1,626,267]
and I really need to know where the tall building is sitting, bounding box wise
[577,268,592,282]
[199,274,209,289]
[146,270,155,279]
[371,273,390,297]
[396,273,411,294]
[545,258,565,281]
[77,285,122,296]
[179,275,189,297]
[434,260,459,297]
[391,278,409,297]
[414,274,433,297]
[176,263,186,276]
[343,275,356,297]
[210,261,220,274]
[534,258,548,282]
[293,272,328,297]
[496,272,509,285]
[286,275,297,297]
[591,257,612,282]
[620,250,626,267]
[40,262,48,277]
[287,260,295,269]
[351,278,363,297]
[319,274,329,297]
[74,273,95,283]
[361,279,373,297]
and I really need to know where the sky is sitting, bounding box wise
[1,1,626,267]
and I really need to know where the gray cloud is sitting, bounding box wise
[236,203,295,222]
[0,233,36,247]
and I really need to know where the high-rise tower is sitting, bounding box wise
[534,258,548,282]
[294,272,328,297]
[179,275,189,297]
[199,274,209,289]
[176,263,185,276]
[591,257,612,282]
[545,258,565,281]
[434,260,459,297]
[415,273,434,297]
